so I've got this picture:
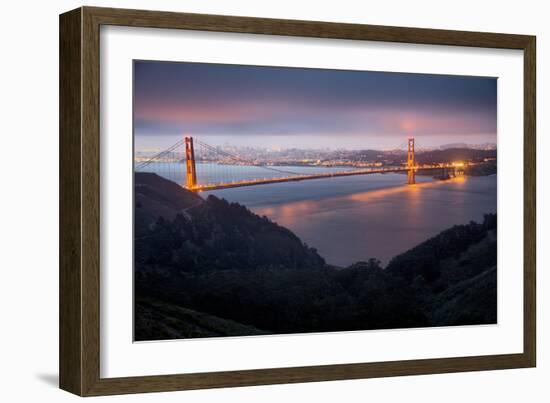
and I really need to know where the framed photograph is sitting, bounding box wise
[59,6,536,396]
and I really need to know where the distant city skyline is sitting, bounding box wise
[134,61,497,150]
[134,138,497,154]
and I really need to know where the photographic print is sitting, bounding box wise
[133,61,497,341]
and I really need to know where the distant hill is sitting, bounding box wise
[439,143,496,150]
[134,173,497,339]
[415,148,496,164]
[323,147,497,168]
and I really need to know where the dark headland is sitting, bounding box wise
[134,172,497,341]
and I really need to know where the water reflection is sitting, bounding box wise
[207,174,497,267]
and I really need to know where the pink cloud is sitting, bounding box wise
[373,109,494,136]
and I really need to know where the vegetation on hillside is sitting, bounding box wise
[134,173,497,340]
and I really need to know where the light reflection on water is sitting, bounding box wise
[204,172,496,267]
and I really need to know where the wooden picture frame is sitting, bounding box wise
[59,6,536,396]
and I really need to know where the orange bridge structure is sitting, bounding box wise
[135,136,463,191]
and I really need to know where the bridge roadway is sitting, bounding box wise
[187,165,458,191]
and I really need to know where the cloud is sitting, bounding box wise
[133,61,496,142]
[135,102,495,138]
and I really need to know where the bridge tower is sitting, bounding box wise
[407,137,416,185]
[184,136,197,189]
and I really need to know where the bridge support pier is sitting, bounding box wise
[185,136,197,189]
[407,169,416,185]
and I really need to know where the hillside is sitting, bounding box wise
[135,298,268,341]
[134,172,325,273]
[134,173,497,339]
[135,172,203,236]
[386,215,497,325]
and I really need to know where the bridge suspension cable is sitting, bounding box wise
[135,136,313,189]
[134,135,456,191]
[135,139,185,170]
[193,138,301,176]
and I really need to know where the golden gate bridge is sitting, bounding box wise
[135,137,462,191]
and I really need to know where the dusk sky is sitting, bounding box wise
[134,61,497,150]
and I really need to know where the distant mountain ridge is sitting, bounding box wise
[439,142,496,150]
[414,148,496,165]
